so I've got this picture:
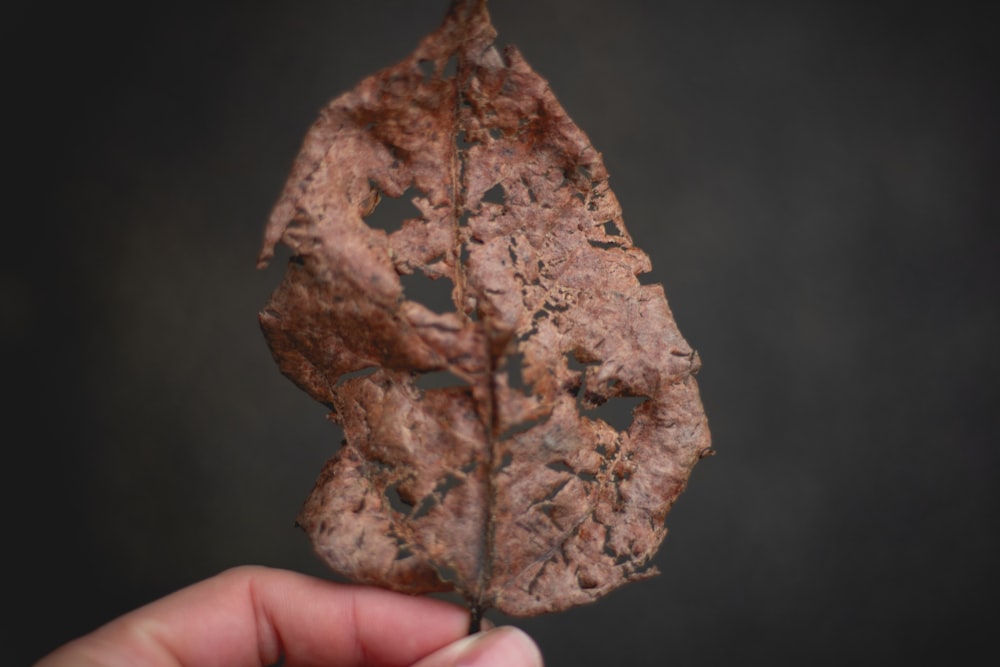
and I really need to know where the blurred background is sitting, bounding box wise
[6,1,997,664]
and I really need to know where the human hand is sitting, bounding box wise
[35,565,542,667]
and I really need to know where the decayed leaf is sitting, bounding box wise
[257,0,711,620]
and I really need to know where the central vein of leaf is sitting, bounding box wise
[449,39,499,624]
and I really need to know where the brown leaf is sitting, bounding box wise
[257,0,711,619]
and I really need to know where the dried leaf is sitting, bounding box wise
[258,0,711,619]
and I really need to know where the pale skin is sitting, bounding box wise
[35,566,543,667]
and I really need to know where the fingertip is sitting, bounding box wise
[477,627,543,667]
[412,625,543,667]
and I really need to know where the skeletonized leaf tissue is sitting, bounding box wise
[257,0,712,624]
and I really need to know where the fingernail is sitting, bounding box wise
[453,627,543,667]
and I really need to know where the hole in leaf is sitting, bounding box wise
[458,236,481,267]
[588,239,618,250]
[482,182,504,205]
[434,473,463,499]
[424,252,446,267]
[602,540,631,566]
[543,299,569,313]
[580,390,607,410]
[564,351,599,398]
[411,496,436,520]
[363,185,423,233]
[335,367,377,386]
[401,269,454,313]
[395,544,414,560]
[436,563,461,586]
[443,54,458,79]
[505,351,526,390]
[386,482,415,515]
[463,292,481,321]
[457,129,476,150]
[540,477,570,503]
[417,59,434,83]
[602,220,622,236]
[585,395,646,432]
[499,414,548,440]
[545,460,597,487]
[414,369,468,390]
[488,127,503,140]
[565,351,588,373]
[563,379,582,398]
[546,460,573,474]
[517,322,539,344]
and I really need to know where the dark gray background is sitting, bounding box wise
[7,0,997,664]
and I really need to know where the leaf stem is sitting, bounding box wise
[468,604,483,635]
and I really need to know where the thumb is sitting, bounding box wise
[411,626,543,667]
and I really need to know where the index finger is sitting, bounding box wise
[36,565,470,667]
